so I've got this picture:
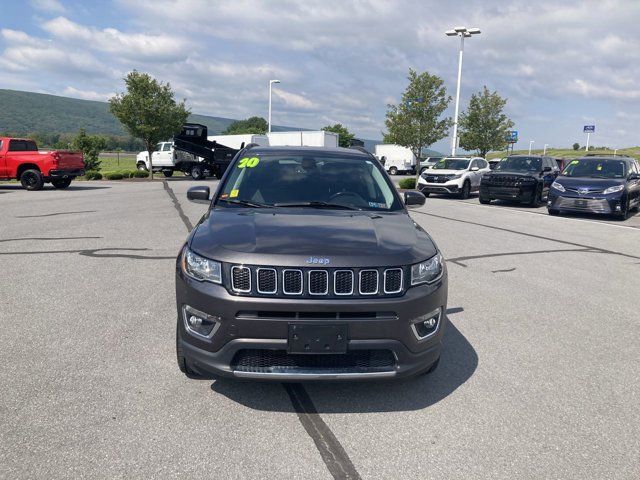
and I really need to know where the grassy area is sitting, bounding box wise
[99,154,137,172]
[487,147,640,161]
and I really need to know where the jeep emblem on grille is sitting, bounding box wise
[306,256,330,265]
[578,187,589,195]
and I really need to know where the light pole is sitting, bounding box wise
[543,144,548,155]
[446,26,481,156]
[268,79,281,133]
[529,140,534,154]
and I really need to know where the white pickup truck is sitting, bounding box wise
[136,142,207,178]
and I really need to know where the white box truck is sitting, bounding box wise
[267,131,338,148]
[207,134,269,149]
[374,144,416,175]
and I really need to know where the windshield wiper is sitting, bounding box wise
[273,201,362,210]
[218,199,271,208]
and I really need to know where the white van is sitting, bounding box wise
[374,144,416,175]
[207,134,269,150]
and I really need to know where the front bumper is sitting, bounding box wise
[479,184,535,201]
[547,191,624,214]
[418,179,461,194]
[176,265,448,380]
[48,169,85,179]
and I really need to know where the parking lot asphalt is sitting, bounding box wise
[1,179,638,479]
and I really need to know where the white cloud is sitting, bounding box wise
[41,16,189,61]
[29,0,66,13]
[63,86,115,101]
[273,89,317,110]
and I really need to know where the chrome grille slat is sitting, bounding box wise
[359,270,379,295]
[256,268,277,294]
[231,266,251,293]
[383,268,403,294]
[308,270,329,295]
[334,270,354,295]
[283,269,303,295]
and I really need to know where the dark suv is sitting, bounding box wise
[479,155,559,207]
[547,156,640,218]
[175,146,447,380]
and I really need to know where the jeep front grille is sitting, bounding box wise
[230,265,407,298]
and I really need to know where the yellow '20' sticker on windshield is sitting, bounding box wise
[230,189,239,198]
[237,157,260,168]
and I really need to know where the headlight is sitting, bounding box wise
[450,173,463,180]
[182,247,222,283]
[411,253,444,285]
[603,185,624,194]
[551,181,565,192]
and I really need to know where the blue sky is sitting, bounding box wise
[1,0,639,152]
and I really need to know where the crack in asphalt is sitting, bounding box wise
[162,180,194,231]
[284,383,362,480]
[15,210,96,218]
[492,267,516,273]
[0,247,175,260]
[0,236,102,243]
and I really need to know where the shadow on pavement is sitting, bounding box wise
[210,311,477,413]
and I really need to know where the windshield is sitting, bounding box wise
[496,156,541,172]
[433,159,469,170]
[217,152,402,211]
[562,159,627,178]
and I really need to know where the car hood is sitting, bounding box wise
[424,169,465,176]
[189,208,437,268]
[487,170,538,178]
[553,176,625,189]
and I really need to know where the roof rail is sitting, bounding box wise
[583,153,632,158]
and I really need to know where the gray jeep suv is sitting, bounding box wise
[176,146,448,380]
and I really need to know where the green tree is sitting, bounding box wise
[222,116,268,135]
[321,123,355,148]
[572,142,580,151]
[458,86,514,157]
[383,69,451,160]
[71,129,107,171]
[109,71,189,180]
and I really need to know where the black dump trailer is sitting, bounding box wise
[173,123,239,179]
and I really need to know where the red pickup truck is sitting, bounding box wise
[0,137,85,190]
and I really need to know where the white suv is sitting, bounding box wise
[417,157,490,199]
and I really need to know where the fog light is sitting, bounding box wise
[547,200,552,206]
[183,305,221,339]
[188,315,203,327]
[411,307,441,340]
[615,205,621,211]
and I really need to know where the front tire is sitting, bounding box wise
[176,324,202,378]
[137,163,148,172]
[162,170,174,178]
[20,169,44,191]
[479,196,491,204]
[529,186,543,207]
[190,164,204,180]
[51,178,72,189]
[548,208,560,216]
[389,166,398,175]
[459,180,471,199]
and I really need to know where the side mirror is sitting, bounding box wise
[187,186,210,204]
[470,166,479,171]
[629,173,640,180]
[543,166,552,172]
[404,190,426,208]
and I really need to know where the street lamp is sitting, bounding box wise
[529,140,534,154]
[445,26,481,156]
[268,79,281,133]
[543,144,549,155]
